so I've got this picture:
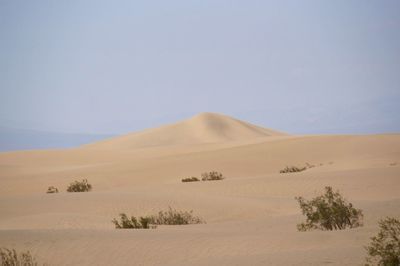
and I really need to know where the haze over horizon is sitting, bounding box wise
[1,0,400,141]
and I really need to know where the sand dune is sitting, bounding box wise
[0,113,399,265]
[84,112,286,150]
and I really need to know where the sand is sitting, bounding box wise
[0,112,399,265]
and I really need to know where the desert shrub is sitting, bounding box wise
[0,248,38,266]
[280,166,306,173]
[181,177,200,182]
[66,179,92,192]
[112,208,204,229]
[201,171,224,181]
[148,207,204,225]
[365,217,400,266]
[46,186,58,193]
[295,186,363,231]
[112,213,153,229]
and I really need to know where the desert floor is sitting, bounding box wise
[0,113,399,265]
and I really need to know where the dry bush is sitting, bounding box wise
[66,179,92,192]
[365,217,400,266]
[113,207,204,229]
[280,166,306,173]
[0,248,38,266]
[46,186,58,194]
[148,207,204,225]
[181,177,200,182]
[112,213,153,229]
[201,171,224,181]
[296,186,363,231]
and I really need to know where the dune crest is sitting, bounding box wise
[85,112,286,150]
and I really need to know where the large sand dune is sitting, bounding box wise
[0,113,399,265]
[84,112,286,150]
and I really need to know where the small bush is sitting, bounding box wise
[148,207,204,225]
[365,217,400,266]
[113,207,204,229]
[112,213,153,229]
[201,171,224,181]
[0,248,38,266]
[66,179,92,192]
[295,186,363,231]
[46,186,58,193]
[280,166,306,173]
[182,177,200,182]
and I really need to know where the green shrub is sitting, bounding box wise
[112,213,153,229]
[201,171,224,181]
[181,177,200,182]
[66,179,92,192]
[365,217,400,266]
[0,248,38,266]
[148,207,204,225]
[46,186,58,193]
[280,166,306,173]
[295,186,363,231]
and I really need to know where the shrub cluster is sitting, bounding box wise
[280,166,306,173]
[66,179,92,192]
[296,186,363,231]
[148,207,204,225]
[181,177,200,182]
[46,186,58,193]
[0,248,38,266]
[112,207,204,229]
[112,213,152,229]
[181,171,225,183]
[365,217,400,266]
[201,171,224,181]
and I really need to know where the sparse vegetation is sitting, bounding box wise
[201,171,224,181]
[181,171,225,182]
[181,177,200,182]
[46,186,58,193]
[365,217,400,266]
[66,179,92,192]
[112,213,153,229]
[295,186,363,231]
[148,207,204,225]
[280,166,306,173]
[112,207,204,229]
[280,162,329,173]
[0,248,38,266]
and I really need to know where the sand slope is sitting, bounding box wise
[84,112,286,150]
[0,113,399,265]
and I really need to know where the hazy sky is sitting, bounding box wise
[1,0,399,135]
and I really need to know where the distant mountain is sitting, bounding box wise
[0,126,114,152]
[84,112,287,150]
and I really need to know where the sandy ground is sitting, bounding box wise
[0,113,399,265]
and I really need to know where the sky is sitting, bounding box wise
[1,0,399,135]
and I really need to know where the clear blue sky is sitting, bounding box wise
[1,0,399,135]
